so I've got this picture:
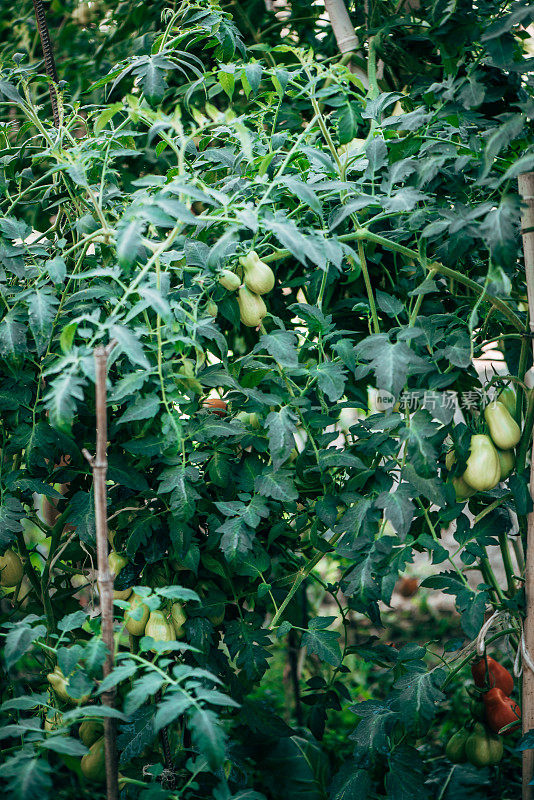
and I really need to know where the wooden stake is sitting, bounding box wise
[83,343,118,800]
[519,171,534,800]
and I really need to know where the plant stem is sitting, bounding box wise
[498,531,516,596]
[270,530,343,628]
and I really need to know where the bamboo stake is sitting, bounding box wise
[83,343,118,800]
[519,171,534,800]
[324,0,369,88]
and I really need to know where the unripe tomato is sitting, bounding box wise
[203,397,227,416]
[487,732,504,764]
[496,448,515,481]
[484,402,521,450]
[483,688,520,735]
[124,593,150,636]
[145,610,176,645]
[170,602,186,636]
[237,285,267,327]
[462,435,500,492]
[113,587,132,601]
[445,729,468,763]
[0,549,23,587]
[498,386,516,416]
[465,723,499,767]
[206,300,218,317]
[79,719,104,747]
[47,666,90,705]
[452,476,476,501]
[471,656,514,695]
[81,737,106,782]
[108,551,128,576]
[239,251,275,295]
[219,269,241,291]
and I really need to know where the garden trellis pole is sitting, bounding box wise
[519,171,534,800]
[324,0,369,88]
[83,344,119,800]
[31,0,59,126]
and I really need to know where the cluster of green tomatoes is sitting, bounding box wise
[218,250,276,328]
[446,389,521,500]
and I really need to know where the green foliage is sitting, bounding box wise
[0,0,531,798]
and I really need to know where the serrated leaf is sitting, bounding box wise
[302,617,342,667]
[45,373,85,432]
[266,407,298,470]
[0,312,27,359]
[0,753,52,799]
[255,468,297,502]
[4,623,46,670]
[117,394,160,424]
[375,486,414,540]
[189,708,226,769]
[110,324,149,368]
[40,736,88,756]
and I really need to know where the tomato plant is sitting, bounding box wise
[0,1,534,799]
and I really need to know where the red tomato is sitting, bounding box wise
[471,656,514,696]
[483,688,520,735]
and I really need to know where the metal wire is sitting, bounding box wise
[31,0,59,126]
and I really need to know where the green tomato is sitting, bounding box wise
[484,401,521,450]
[170,602,187,637]
[487,732,504,765]
[452,476,476,501]
[81,737,106,783]
[465,723,495,768]
[124,593,150,636]
[0,549,23,587]
[108,551,128,576]
[445,729,469,763]
[218,269,241,291]
[145,610,176,645]
[496,448,515,481]
[79,719,104,747]
[498,386,516,415]
[462,435,501,492]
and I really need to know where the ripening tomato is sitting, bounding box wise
[471,656,514,696]
[483,688,520,735]
[203,397,227,416]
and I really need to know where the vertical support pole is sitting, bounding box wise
[31,0,60,126]
[83,344,118,800]
[324,0,369,88]
[519,171,534,800]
